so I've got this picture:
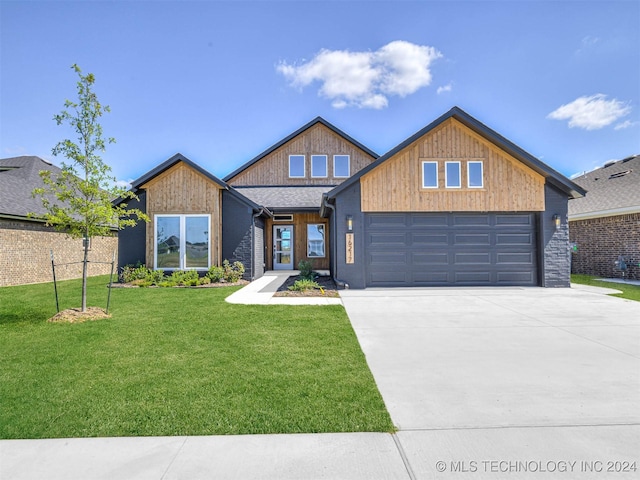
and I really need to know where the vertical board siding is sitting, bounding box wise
[141,162,223,268]
[361,118,545,212]
[266,213,330,270]
[228,123,376,186]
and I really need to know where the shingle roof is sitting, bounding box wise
[232,186,332,211]
[0,156,63,219]
[568,154,640,219]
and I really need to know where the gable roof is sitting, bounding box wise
[0,156,64,220]
[569,154,640,219]
[325,107,586,200]
[124,153,269,214]
[223,117,379,182]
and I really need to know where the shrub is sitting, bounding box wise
[288,279,320,292]
[120,263,150,283]
[298,260,315,280]
[223,260,245,283]
[206,265,225,283]
[199,276,211,285]
[170,270,200,286]
[146,269,165,286]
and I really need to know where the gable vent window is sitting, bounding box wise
[334,155,350,178]
[289,155,305,178]
[445,161,461,188]
[311,155,328,178]
[609,170,631,179]
[422,161,438,188]
[467,161,484,188]
[273,214,294,222]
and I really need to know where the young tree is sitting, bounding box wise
[33,64,148,312]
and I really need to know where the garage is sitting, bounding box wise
[365,212,538,287]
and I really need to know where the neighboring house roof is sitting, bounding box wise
[223,117,379,182]
[0,156,63,220]
[568,154,640,220]
[233,186,333,211]
[325,107,586,201]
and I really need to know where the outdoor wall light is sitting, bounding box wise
[346,215,353,232]
[553,214,561,230]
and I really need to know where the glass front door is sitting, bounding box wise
[273,225,294,270]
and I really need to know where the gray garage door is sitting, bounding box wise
[365,213,538,287]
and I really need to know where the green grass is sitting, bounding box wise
[0,276,393,439]
[571,274,640,302]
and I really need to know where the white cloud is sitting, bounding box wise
[547,94,632,130]
[276,41,442,109]
[614,120,638,130]
[114,178,134,189]
[437,83,452,95]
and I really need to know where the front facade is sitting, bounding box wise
[118,108,584,288]
[569,155,640,280]
[0,156,118,287]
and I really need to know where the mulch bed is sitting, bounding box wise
[48,307,111,323]
[110,280,248,288]
[274,275,340,297]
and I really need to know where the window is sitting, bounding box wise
[289,155,305,178]
[333,155,350,178]
[311,155,328,178]
[422,161,438,188]
[307,224,325,258]
[445,162,461,188]
[155,214,210,270]
[468,161,483,188]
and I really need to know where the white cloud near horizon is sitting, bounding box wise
[277,41,442,109]
[547,94,631,130]
[614,119,638,130]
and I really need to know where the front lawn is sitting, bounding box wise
[0,276,393,439]
[571,274,640,302]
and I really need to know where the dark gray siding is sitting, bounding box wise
[540,183,571,287]
[117,191,147,270]
[222,191,255,280]
[333,182,367,289]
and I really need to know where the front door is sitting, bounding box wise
[273,225,294,270]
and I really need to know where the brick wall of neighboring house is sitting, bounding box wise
[569,213,640,280]
[0,218,118,287]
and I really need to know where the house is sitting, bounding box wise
[118,107,585,288]
[569,154,640,280]
[0,156,118,287]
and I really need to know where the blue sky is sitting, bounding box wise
[1,0,638,185]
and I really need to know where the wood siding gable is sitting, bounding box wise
[360,118,546,212]
[227,123,377,187]
[140,161,223,267]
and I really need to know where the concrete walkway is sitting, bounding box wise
[225,270,342,305]
[2,283,639,479]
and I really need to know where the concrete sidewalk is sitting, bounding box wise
[0,433,410,480]
[225,270,342,305]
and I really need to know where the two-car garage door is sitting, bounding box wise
[365,212,538,287]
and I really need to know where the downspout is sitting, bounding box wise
[251,207,265,281]
[322,197,349,289]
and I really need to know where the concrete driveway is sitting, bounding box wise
[341,286,640,478]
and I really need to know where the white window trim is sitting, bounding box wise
[154,214,211,270]
[421,161,439,189]
[333,155,351,178]
[289,155,306,178]
[311,155,328,178]
[306,224,326,258]
[445,161,461,189]
[467,161,484,188]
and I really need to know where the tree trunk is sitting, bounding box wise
[81,236,89,312]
